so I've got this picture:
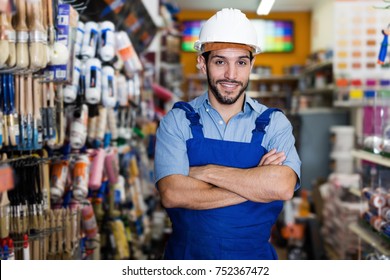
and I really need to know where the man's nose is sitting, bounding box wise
[224,64,237,80]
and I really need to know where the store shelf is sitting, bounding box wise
[248,91,287,98]
[333,100,364,108]
[297,108,344,114]
[348,221,390,256]
[349,187,361,198]
[294,85,334,95]
[351,150,390,168]
[301,61,333,75]
[160,62,183,70]
[249,74,299,82]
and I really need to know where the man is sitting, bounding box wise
[154,8,301,260]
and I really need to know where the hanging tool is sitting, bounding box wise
[99,21,115,62]
[10,74,20,147]
[46,0,55,49]
[40,149,51,209]
[75,21,84,57]
[81,21,99,59]
[72,154,90,201]
[26,0,46,69]
[4,74,19,147]
[0,76,4,149]
[377,25,390,65]
[18,74,28,149]
[50,159,69,202]
[15,0,30,69]
[70,103,88,150]
[0,12,11,68]
[88,148,105,190]
[95,106,107,147]
[23,233,30,260]
[56,85,65,147]
[26,74,34,150]
[33,77,43,149]
[87,107,98,145]
[2,75,9,148]
[48,82,57,146]
[5,13,16,68]
[105,108,118,146]
[63,58,81,103]
[85,58,102,105]
[102,65,117,108]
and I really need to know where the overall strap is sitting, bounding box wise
[172,101,204,138]
[251,108,283,143]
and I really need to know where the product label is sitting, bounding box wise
[118,47,134,61]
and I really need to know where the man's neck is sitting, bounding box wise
[208,93,245,124]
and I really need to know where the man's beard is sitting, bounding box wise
[207,70,249,105]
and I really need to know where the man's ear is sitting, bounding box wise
[250,56,256,71]
[196,55,207,74]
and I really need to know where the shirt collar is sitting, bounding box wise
[191,91,262,114]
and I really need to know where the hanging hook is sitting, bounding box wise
[62,0,90,13]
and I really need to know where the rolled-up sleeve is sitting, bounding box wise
[265,112,302,191]
[154,110,190,184]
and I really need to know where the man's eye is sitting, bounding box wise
[215,60,225,65]
[238,61,247,66]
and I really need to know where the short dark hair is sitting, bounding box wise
[201,51,254,63]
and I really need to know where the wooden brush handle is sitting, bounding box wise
[26,74,33,115]
[0,13,10,66]
[0,12,10,32]
[15,0,28,32]
[18,75,24,114]
[41,81,47,108]
[48,82,54,107]
[6,14,16,67]
[46,0,54,45]
[26,0,43,32]
[12,76,18,119]
[33,77,41,119]
[41,0,48,31]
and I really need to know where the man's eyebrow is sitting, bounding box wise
[210,55,251,60]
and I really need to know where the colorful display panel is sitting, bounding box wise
[181,20,205,52]
[181,19,294,53]
[251,20,294,53]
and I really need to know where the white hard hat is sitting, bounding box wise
[194,8,261,54]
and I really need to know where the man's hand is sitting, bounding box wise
[258,148,286,166]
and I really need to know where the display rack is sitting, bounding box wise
[348,221,390,256]
[294,61,334,109]
[351,149,390,168]
[349,149,390,258]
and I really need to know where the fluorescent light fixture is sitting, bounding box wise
[257,0,275,15]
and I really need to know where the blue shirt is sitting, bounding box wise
[154,92,301,190]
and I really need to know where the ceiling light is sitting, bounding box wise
[257,0,275,15]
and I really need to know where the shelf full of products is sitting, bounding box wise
[0,0,171,260]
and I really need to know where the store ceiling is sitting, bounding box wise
[174,0,316,12]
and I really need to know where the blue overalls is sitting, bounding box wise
[164,101,284,260]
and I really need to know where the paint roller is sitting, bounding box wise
[81,21,99,59]
[85,58,102,105]
[99,21,115,62]
[102,65,117,108]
